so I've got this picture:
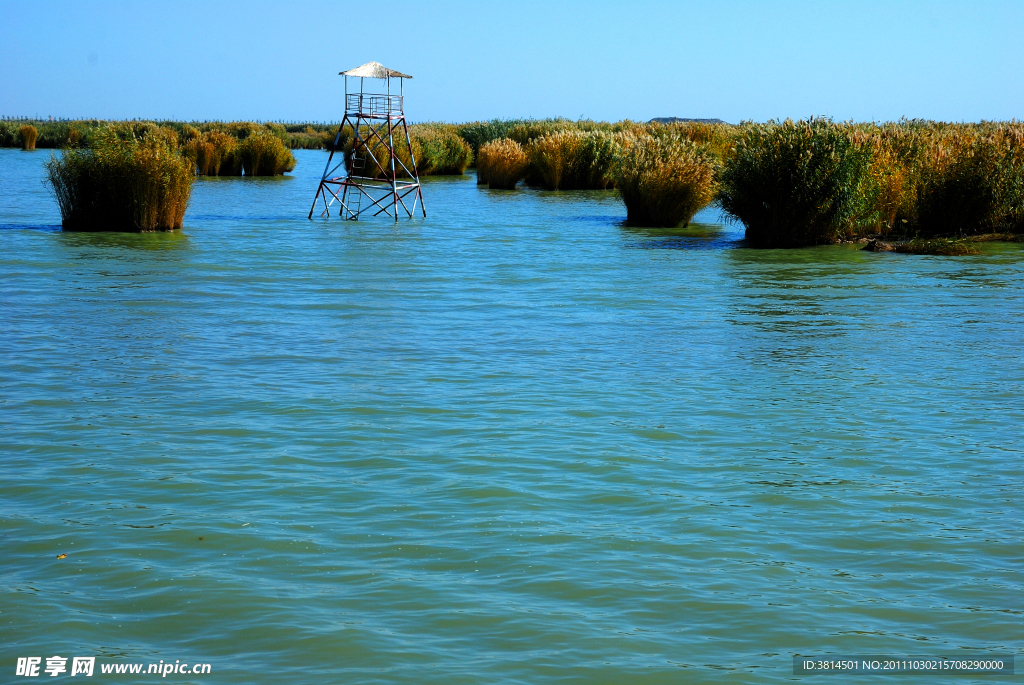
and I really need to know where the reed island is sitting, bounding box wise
[3,116,1021,249]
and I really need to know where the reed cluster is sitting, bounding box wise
[457,118,1024,242]
[238,131,296,176]
[457,119,531,159]
[717,119,1024,246]
[1,119,109,148]
[45,123,194,232]
[510,120,618,187]
[289,126,335,150]
[477,139,528,189]
[412,125,473,175]
[462,119,731,195]
[183,131,240,176]
[528,130,619,190]
[718,119,869,247]
[19,124,37,150]
[657,121,736,162]
[913,128,1015,235]
[181,126,294,176]
[614,134,720,227]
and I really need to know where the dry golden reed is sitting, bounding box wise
[184,131,240,176]
[238,132,296,176]
[20,124,37,150]
[45,123,194,232]
[528,131,620,190]
[477,139,528,189]
[614,134,719,227]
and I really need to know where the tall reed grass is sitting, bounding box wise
[997,125,1024,231]
[342,124,473,177]
[45,123,194,231]
[183,129,294,176]
[848,121,1024,237]
[508,120,579,148]
[20,125,37,150]
[238,131,296,176]
[412,125,473,175]
[10,116,1024,242]
[184,131,240,176]
[528,130,620,190]
[477,139,528,189]
[614,134,719,227]
[718,119,869,247]
[0,120,100,148]
[848,131,917,236]
[915,130,1006,235]
[476,144,490,185]
[288,126,334,150]
[655,121,735,162]
[457,120,530,161]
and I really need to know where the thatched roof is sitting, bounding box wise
[339,62,412,79]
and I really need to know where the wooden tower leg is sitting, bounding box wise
[308,185,322,219]
[401,117,426,218]
[387,119,398,222]
[309,119,347,219]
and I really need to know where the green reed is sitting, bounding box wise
[847,122,1024,238]
[45,123,194,232]
[915,133,1000,235]
[718,119,869,247]
[411,125,473,175]
[343,125,417,179]
[456,120,530,161]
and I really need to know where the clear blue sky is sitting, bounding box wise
[2,0,1022,124]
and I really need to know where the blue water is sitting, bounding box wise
[2,148,1022,683]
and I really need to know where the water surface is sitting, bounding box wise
[2,149,1022,683]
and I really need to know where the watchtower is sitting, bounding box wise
[308,62,426,222]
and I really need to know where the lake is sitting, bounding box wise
[2,148,1022,683]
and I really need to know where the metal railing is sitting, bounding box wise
[346,94,403,117]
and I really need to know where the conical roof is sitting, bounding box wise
[339,62,412,79]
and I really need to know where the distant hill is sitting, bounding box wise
[650,117,726,124]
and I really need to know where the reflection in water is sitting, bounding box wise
[722,244,877,341]
[57,229,190,252]
[620,221,738,251]
[195,175,295,185]
[618,206,740,251]
[0,223,62,232]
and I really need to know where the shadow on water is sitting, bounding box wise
[420,174,471,184]
[56,229,190,252]
[195,175,295,185]
[721,244,876,345]
[619,220,742,251]
[474,184,620,208]
[0,223,62,232]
